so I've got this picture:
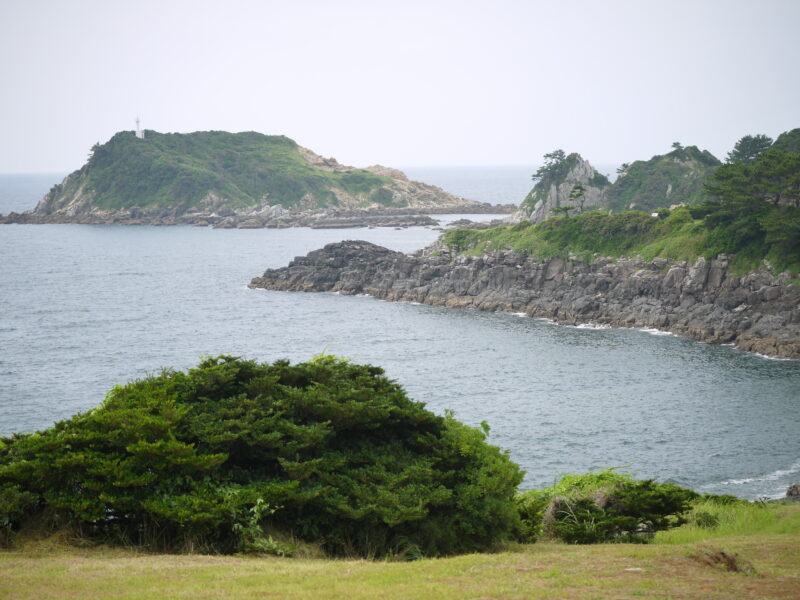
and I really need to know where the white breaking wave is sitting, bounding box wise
[638,327,674,337]
[573,323,611,330]
[534,317,556,324]
[754,352,793,361]
[704,460,800,488]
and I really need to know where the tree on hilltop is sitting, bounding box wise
[726,134,774,164]
[532,149,568,182]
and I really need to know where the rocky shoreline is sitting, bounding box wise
[0,204,513,229]
[249,240,800,359]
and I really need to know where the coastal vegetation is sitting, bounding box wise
[607,144,721,212]
[517,150,609,218]
[516,469,700,544]
[515,128,799,223]
[3,355,790,561]
[0,355,523,558]
[53,130,394,211]
[444,141,800,275]
[2,356,799,597]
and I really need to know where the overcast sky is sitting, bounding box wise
[1,0,798,173]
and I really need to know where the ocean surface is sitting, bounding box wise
[1,170,799,500]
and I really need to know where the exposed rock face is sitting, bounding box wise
[296,145,482,210]
[250,241,800,360]
[511,155,610,224]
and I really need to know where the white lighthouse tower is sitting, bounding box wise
[135,117,145,139]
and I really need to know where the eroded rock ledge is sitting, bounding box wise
[249,241,800,359]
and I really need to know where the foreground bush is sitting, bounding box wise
[516,469,699,544]
[0,356,523,556]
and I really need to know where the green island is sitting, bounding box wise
[9,130,487,227]
[2,356,799,598]
[74,131,394,211]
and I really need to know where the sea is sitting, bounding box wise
[1,168,798,500]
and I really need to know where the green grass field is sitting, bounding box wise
[2,503,798,599]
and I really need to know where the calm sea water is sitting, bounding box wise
[1,172,798,500]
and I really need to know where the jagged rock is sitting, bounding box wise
[250,241,800,359]
[510,154,611,224]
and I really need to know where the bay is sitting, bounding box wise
[1,172,798,500]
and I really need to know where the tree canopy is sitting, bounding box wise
[698,148,800,267]
[725,134,774,164]
[0,356,523,557]
[531,149,575,183]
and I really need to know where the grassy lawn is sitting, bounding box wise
[3,505,799,600]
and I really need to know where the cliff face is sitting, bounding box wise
[250,241,800,359]
[5,130,493,227]
[511,154,610,224]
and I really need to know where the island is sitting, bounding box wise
[0,130,513,228]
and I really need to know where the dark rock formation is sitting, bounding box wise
[249,241,800,359]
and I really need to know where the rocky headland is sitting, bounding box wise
[510,153,611,224]
[249,240,800,359]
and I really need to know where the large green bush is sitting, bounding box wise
[0,356,523,557]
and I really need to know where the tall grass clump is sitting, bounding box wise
[655,498,800,544]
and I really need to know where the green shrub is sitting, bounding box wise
[549,497,640,544]
[515,470,698,544]
[692,510,720,529]
[515,489,550,542]
[0,356,523,557]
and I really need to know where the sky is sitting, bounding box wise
[0,0,798,173]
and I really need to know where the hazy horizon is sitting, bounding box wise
[1,0,798,173]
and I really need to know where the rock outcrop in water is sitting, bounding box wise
[249,241,800,359]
